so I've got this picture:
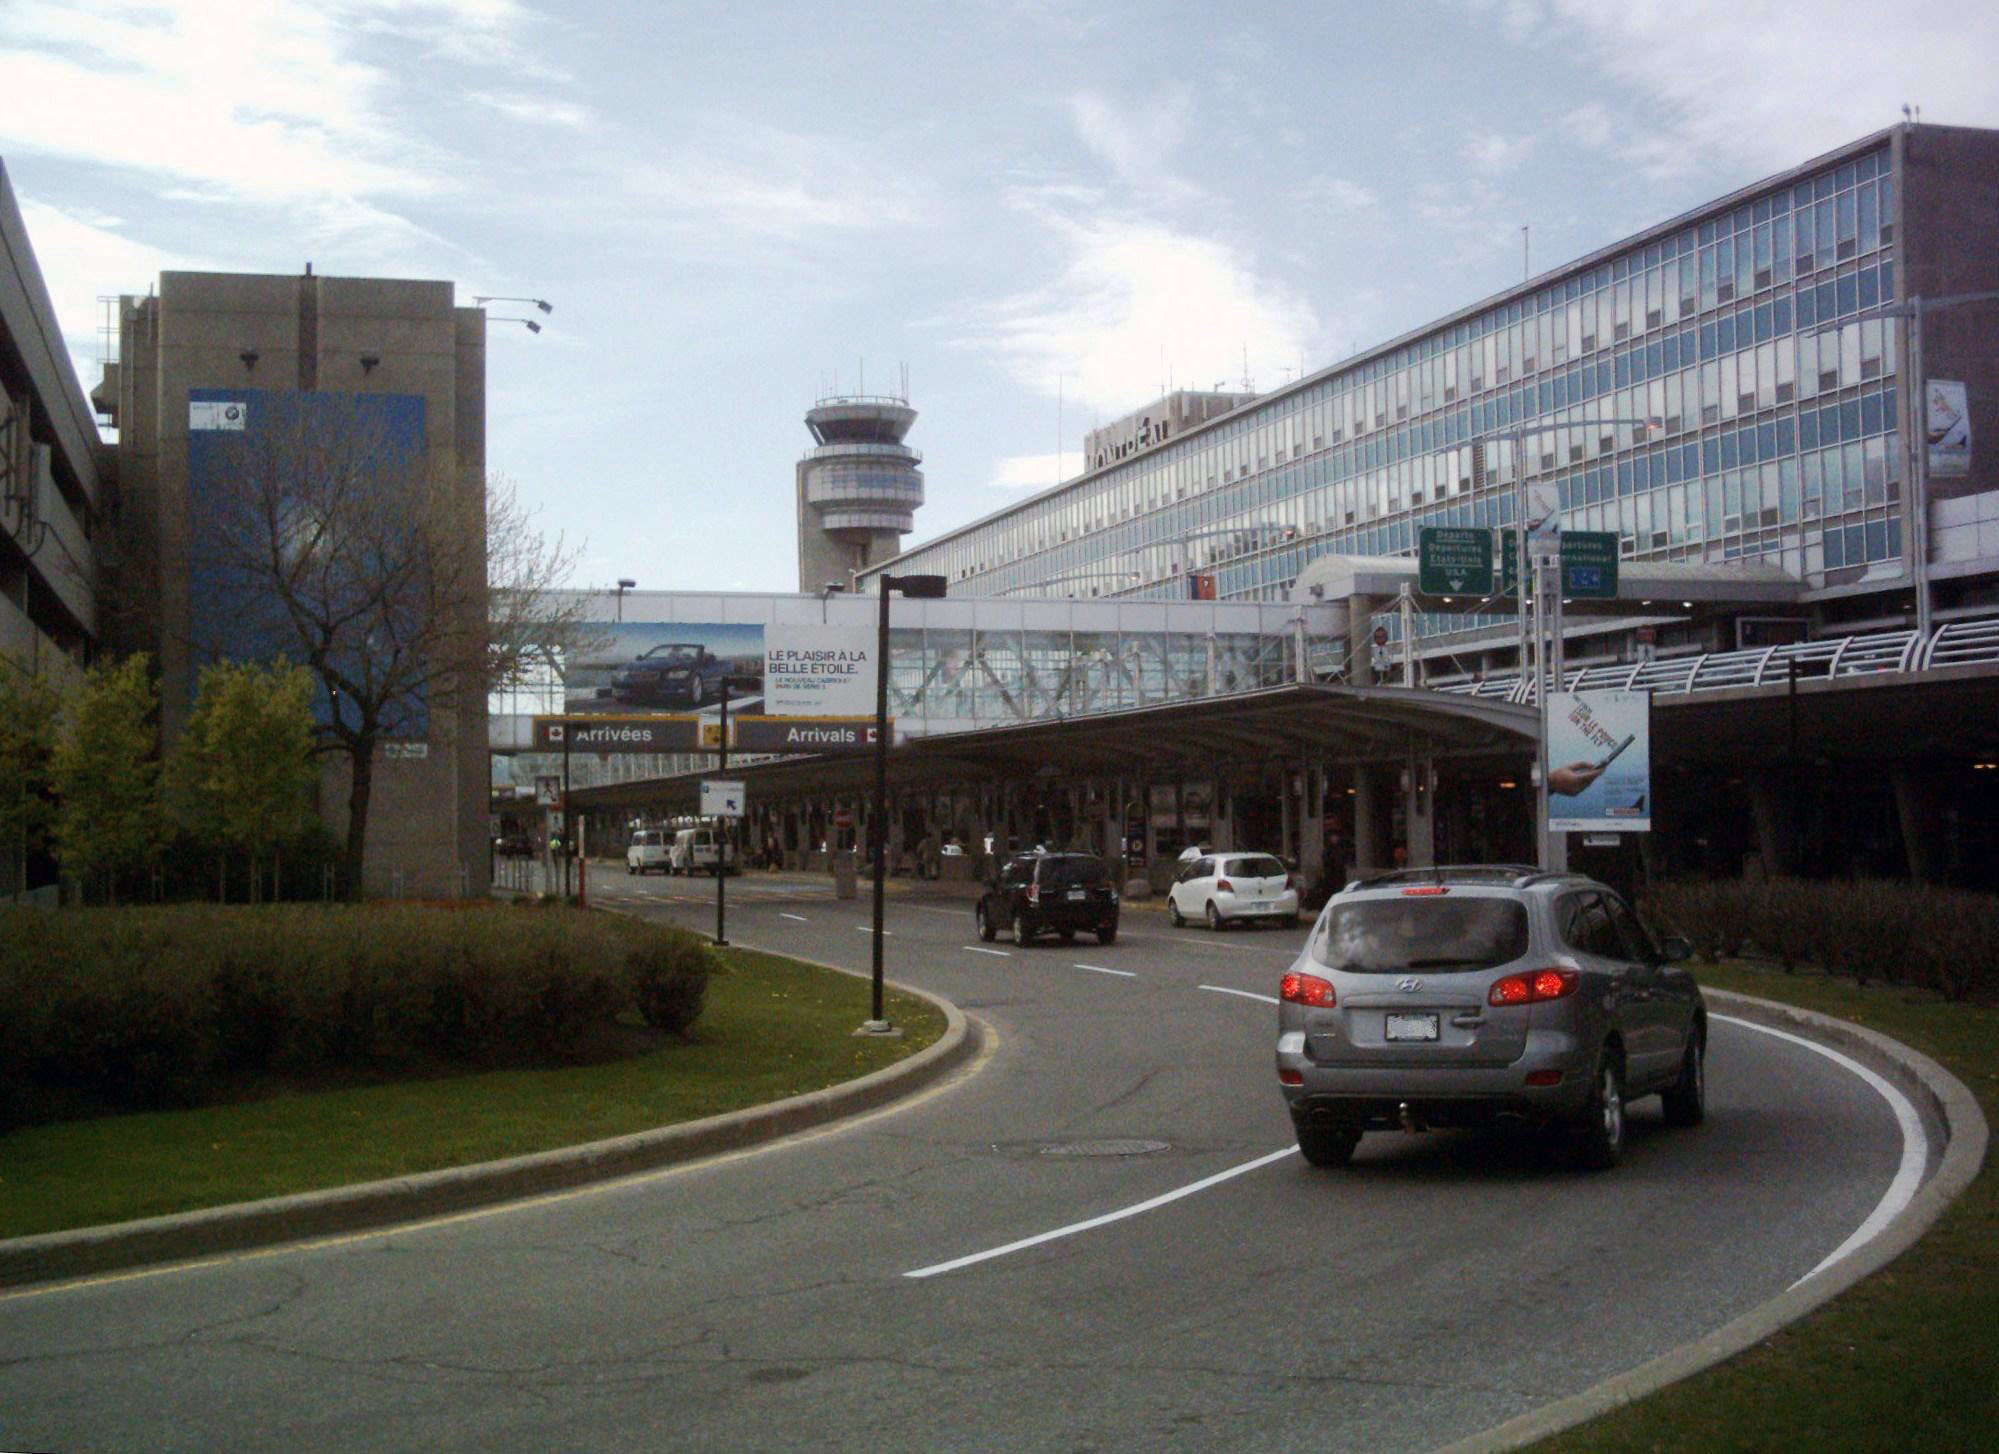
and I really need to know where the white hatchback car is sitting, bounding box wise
[1168,852,1300,930]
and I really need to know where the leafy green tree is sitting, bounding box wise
[51,654,162,904]
[168,660,318,899]
[0,662,60,900]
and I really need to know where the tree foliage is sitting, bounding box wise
[0,661,61,897]
[168,659,318,891]
[51,655,161,902]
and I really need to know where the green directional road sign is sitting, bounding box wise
[1418,527,1494,596]
[1559,531,1620,598]
[1500,530,1621,599]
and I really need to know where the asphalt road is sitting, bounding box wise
[0,874,1916,1452]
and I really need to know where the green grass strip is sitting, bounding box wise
[1538,960,1997,1452]
[0,947,944,1239]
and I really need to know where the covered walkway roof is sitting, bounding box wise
[567,683,1537,813]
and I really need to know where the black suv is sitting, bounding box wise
[977,851,1120,946]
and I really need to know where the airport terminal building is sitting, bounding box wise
[860,124,1999,678]
[539,125,1999,891]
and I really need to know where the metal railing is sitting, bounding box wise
[1430,615,1999,704]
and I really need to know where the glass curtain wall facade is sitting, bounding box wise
[864,133,1908,638]
[490,594,1330,792]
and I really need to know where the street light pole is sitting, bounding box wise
[864,572,947,1034]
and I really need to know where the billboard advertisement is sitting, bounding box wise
[1547,691,1651,832]
[559,622,880,730]
[1927,379,1970,479]
[764,625,877,716]
[186,387,429,733]
[561,622,766,716]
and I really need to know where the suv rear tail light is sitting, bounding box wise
[1280,971,1336,1007]
[1487,969,1579,1006]
[1216,878,1234,893]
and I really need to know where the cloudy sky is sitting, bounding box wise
[5,0,1993,593]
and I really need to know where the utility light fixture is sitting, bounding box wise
[474,295,554,314]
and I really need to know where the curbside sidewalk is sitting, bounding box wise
[0,981,981,1291]
[1437,986,1989,1453]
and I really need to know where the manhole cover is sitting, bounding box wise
[1039,1138,1170,1158]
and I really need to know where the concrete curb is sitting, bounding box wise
[1436,986,1989,1454]
[0,978,981,1291]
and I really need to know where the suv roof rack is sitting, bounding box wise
[1351,864,1543,890]
[1346,865,1602,892]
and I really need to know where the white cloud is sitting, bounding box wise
[604,121,930,247]
[951,191,1318,420]
[15,198,185,393]
[1537,1,1999,178]
[1464,128,1534,175]
[0,1,439,202]
[987,451,1084,489]
[467,91,591,128]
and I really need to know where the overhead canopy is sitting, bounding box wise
[567,683,1538,813]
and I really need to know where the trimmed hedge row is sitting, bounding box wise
[1641,878,1999,1002]
[0,905,717,1126]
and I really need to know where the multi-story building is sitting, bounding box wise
[101,269,491,897]
[0,160,106,693]
[1,159,113,897]
[864,125,1999,674]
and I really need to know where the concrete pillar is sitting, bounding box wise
[1280,762,1296,866]
[1300,764,1326,884]
[1892,766,1934,883]
[1346,592,1378,686]
[1747,771,1791,878]
[1404,756,1436,868]
[1353,764,1382,873]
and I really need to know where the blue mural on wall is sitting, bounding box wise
[185,387,431,734]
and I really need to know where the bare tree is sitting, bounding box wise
[193,393,598,896]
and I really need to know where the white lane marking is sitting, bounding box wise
[780,913,809,922]
[1712,1014,1928,1287]
[855,925,892,936]
[964,946,1010,957]
[1198,984,1280,1006]
[904,1146,1298,1279]
[1072,963,1136,978]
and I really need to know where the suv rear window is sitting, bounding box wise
[1311,897,1529,974]
[1226,855,1286,878]
[1040,856,1108,888]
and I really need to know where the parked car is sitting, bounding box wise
[610,643,731,708]
[1168,851,1299,929]
[626,828,670,875]
[493,830,534,858]
[977,851,1120,946]
[1275,865,1705,1171]
[670,826,735,875]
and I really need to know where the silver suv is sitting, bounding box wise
[1275,866,1705,1170]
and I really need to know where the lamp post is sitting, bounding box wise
[864,572,947,1034]
[473,295,554,314]
[614,577,636,621]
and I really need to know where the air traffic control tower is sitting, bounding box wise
[796,393,924,592]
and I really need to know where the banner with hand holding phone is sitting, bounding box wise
[1546,690,1651,832]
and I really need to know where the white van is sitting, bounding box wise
[626,828,670,875]
[670,827,734,876]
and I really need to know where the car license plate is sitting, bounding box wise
[1067,889,1086,900]
[1385,1012,1439,1042]
[1251,900,1271,911]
